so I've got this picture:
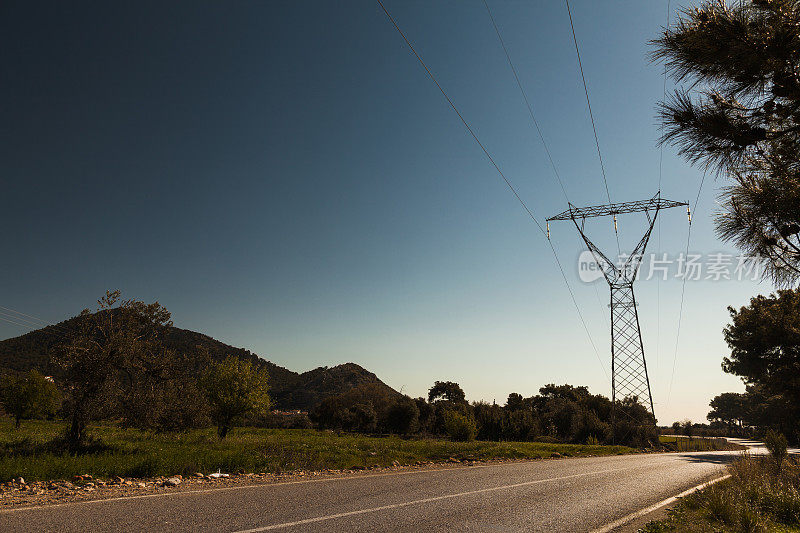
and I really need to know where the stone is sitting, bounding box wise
[448,457,460,463]
[392,460,400,467]
[163,477,182,487]
[208,472,229,479]
[137,482,146,488]
[550,452,562,458]
[112,476,125,484]
[194,472,204,478]
[15,477,25,485]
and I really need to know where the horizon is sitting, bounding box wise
[1,0,771,425]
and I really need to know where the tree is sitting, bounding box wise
[383,396,419,434]
[722,289,800,439]
[707,392,748,428]
[56,290,175,451]
[200,356,270,439]
[505,393,524,411]
[428,381,466,404]
[0,370,60,427]
[653,0,800,285]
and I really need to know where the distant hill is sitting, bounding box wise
[0,314,397,411]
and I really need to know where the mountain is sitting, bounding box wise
[0,315,397,411]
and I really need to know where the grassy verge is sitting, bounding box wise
[642,455,800,533]
[659,435,745,452]
[0,419,634,482]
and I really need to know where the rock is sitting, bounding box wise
[448,457,460,463]
[208,472,229,479]
[368,452,377,457]
[550,452,562,458]
[137,482,146,488]
[392,460,400,467]
[48,482,59,490]
[15,477,25,485]
[62,481,76,489]
[72,475,84,483]
[84,482,95,488]
[112,476,125,484]
[163,477,182,487]
[123,480,133,485]
[194,472,204,478]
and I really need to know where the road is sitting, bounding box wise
[0,442,762,533]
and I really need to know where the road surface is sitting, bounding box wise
[0,442,762,532]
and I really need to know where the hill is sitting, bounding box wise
[0,315,397,411]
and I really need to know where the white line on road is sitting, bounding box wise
[233,462,676,532]
[589,474,731,533]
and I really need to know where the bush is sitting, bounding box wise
[765,430,788,474]
[444,411,476,442]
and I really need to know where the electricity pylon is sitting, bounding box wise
[547,193,689,419]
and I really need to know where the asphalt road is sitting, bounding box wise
[2,442,764,533]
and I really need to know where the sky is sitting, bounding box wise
[0,1,772,424]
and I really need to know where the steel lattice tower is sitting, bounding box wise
[547,193,688,418]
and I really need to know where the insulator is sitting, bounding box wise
[687,205,692,224]
[546,222,550,240]
[613,215,618,232]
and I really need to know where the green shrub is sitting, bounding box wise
[444,411,476,442]
[765,430,788,474]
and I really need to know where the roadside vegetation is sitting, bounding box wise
[644,432,799,532]
[658,435,745,453]
[0,419,634,483]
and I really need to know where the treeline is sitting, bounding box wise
[0,291,659,451]
[310,381,658,448]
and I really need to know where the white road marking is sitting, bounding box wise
[589,474,731,533]
[233,462,677,532]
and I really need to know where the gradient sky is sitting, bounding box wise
[1,1,770,424]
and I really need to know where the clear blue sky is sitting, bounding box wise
[1,1,768,424]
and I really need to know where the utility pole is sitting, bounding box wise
[547,192,689,421]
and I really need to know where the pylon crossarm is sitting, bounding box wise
[546,197,687,221]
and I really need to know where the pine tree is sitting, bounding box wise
[653,0,800,285]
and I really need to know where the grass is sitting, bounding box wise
[659,435,745,452]
[642,454,800,533]
[0,419,634,482]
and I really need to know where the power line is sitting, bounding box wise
[376,0,608,380]
[564,0,612,206]
[666,170,706,407]
[482,0,569,203]
[377,0,545,235]
[655,0,671,377]
[0,305,72,335]
[0,315,37,329]
[564,0,620,254]
[482,0,610,350]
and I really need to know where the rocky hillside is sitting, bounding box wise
[0,315,396,411]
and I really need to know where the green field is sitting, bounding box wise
[0,419,635,482]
